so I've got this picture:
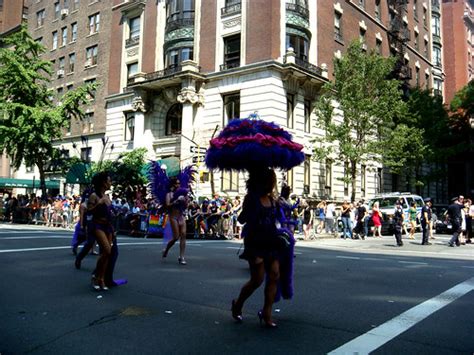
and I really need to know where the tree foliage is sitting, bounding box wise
[0,25,96,196]
[92,148,148,196]
[314,41,411,201]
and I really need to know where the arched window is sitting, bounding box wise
[165,103,182,136]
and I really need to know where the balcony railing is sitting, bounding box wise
[334,31,343,42]
[431,0,440,10]
[165,17,195,32]
[220,61,240,71]
[285,3,309,19]
[125,36,140,47]
[432,33,441,45]
[127,65,183,86]
[284,56,323,77]
[221,2,241,16]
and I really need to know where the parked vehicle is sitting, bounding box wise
[367,193,424,235]
[434,209,453,234]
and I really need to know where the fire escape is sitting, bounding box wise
[387,0,412,96]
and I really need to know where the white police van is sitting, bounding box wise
[367,192,424,234]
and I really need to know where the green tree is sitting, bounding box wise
[0,26,96,196]
[92,148,148,196]
[314,41,409,201]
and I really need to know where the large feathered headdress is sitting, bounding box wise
[148,161,197,204]
[205,113,305,171]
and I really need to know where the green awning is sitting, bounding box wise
[65,162,91,184]
[0,178,60,189]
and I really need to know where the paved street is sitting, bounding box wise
[0,224,473,354]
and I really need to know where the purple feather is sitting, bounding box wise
[147,161,169,205]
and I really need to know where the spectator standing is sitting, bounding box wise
[341,200,352,239]
[372,201,383,238]
[325,201,336,234]
[467,198,473,244]
[353,200,367,240]
[420,198,433,245]
[316,200,326,234]
[231,196,242,238]
[448,196,464,247]
[393,199,404,246]
[407,201,417,240]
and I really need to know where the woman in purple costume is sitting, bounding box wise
[231,168,280,328]
[88,172,114,291]
[162,177,189,265]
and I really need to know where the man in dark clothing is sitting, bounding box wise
[421,198,432,245]
[448,196,464,247]
[393,199,404,246]
[354,201,367,240]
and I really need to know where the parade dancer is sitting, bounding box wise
[205,114,304,328]
[148,163,196,265]
[87,172,115,291]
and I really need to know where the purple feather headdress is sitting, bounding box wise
[205,114,305,171]
[148,162,197,204]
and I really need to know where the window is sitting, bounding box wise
[375,0,381,20]
[58,56,65,70]
[325,159,332,197]
[415,67,420,86]
[165,103,182,136]
[72,0,79,11]
[61,27,68,46]
[85,45,98,65]
[166,0,195,22]
[222,34,240,70]
[70,22,77,42]
[129,16,140,40]
[84,78,96,100]
[64,0,69,9]
[377,168,383,194]
[36,9,45,27]
[425,73,430,89]
[423,7,427,27]
[413,0,418,20]
[434,78,443,97]
[360,28,366,50]
[81,147,92,163]
[286,33,308,61]
[361,165,366,196]
[304,155,311,194]
[424,38,428,57]
[334,12,342,41]
[304,99,311,133]
[432,15,441,37]
[223,92,240,125]
[165,47,193,68]
[125,112,135,141]
[414,32,419,50]
[358,0,365,9]
[82,112,94,134]
[127,62,138,78]
[434,47,442,67]
[376,38,382,54]
[88,13,100,34]
[66,84,73,91]
[68,52,75,72]
[54,1,60,19]
[222,170,239,192]
[287,93,294,129]
[36,37,43,44]
[52,31,58,50]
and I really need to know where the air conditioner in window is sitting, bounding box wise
[57,69,65,77]
[61,9,69,18]
[84,59,93,68]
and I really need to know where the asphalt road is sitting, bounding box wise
[0,224,473,354]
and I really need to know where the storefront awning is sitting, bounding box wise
[0,178,60,189]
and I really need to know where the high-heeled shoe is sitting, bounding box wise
[178,257,187,265]
[258,311,277,328]
[91,276,101,291]
[231,300,243,322]
[162,249,168,259]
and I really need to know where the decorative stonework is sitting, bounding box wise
[127,48,139,57]
[223,18,241,29]
[177,87,205,106]
[131,95,146,112]
[286,13,309,29]
[164,28,194,42]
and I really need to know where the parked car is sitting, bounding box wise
[434,209,453,234]
[367,193,424,235]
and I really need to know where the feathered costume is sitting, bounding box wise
[148,162,197,242]
[205,114,304,302]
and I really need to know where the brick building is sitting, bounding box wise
[102,0,444,201]
[442,0,474,104]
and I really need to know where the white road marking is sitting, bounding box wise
[0,246,72,253]
[336,256,361,260]
[461,266,474,269]
[328,276,474,355]
[398,261,428,265]
[362,257,385,262]
[2,236,71,240]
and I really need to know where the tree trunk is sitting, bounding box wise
[350,160,357,202]
[37,161,47,198]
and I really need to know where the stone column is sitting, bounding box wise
[131,93,148,149]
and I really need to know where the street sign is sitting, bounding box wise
[192,156,203,164]
[190,146,207,154]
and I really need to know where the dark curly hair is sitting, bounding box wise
[91,171,111,195]
[246,168,276,197]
